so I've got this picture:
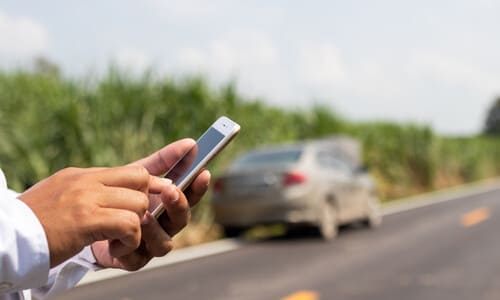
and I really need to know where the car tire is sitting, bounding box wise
[363,197,382,228]
[317,200,338,241]
[223,226,246,238]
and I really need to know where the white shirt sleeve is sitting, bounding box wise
[0,169,100,300]
[0,188,50,295]
[31,246,100,300]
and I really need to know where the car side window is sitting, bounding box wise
[316,152,330,168]
[316,151,352,175]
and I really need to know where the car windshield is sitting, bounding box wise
[232,149,302,168]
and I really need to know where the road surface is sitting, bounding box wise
[54,188,500,300]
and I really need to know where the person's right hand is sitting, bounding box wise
[18,165,169,268]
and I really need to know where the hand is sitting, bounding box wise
[18,165,167,268]
[91,139,211,271]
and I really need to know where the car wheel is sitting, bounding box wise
[223,226,246,238]
[363,197,382,228]
[317,201,338,240]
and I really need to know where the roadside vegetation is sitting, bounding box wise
[1,67,500,244]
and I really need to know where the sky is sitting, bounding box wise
[1,0,500,135]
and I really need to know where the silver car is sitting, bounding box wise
[211,137,381,240]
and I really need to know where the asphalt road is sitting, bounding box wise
[54,188,500,300]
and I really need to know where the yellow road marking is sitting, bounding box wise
[281,291,319,300]
[462,207,490,227]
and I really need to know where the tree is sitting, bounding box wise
[33,56,60,77]
[485,97,500,136]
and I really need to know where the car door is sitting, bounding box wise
[316,151,354,222]
[329,149,367,221]
[344,164,369,220]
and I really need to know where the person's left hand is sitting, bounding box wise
[91,139,211,271]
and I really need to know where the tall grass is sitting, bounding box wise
[1,69,499,206]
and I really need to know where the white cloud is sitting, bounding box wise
[403,51,500,134]
[407,51,500,93]
[174,31,292,101]
[178,31,277,73]
[148,0,229,21]
[113,48,151,73]
[0,10,49,58]
[175,39,404,110]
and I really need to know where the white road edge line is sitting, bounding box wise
[382,179,500,216]
[79,179,500,286]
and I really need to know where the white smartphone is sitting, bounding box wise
[151,116,240,219]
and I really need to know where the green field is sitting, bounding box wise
[1,69,499,243]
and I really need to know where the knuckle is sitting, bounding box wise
[171,194,189,213]
[123,212,142,236]
[128,165,150,190]
[57,167,78,176]
[55,167,82,182]
[127,192,149,216]
[179,194,190,210]
[131,165,150,180]
[138,193,149,215]
[124,257,148,272]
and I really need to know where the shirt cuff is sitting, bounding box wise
[15,197,51,288]
[31,246,101,299]
[76,246,103,271]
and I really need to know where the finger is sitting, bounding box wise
[52,167,106,181]
[96,187,150,217]
[147,176,174,195]
[141,212,174,257]
[147,193,163,213]
[115,243,152,271]
[158,187,190,236]
[92,165,151,192]
[133,138,196,176]
[92,208,142,257]
[184,170,211,207]
[145,176,177,214]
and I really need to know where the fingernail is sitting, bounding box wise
[141,211,152,225]
[168,185,180,202]
[206,171,211,186]
[162,178,173,185]
[172,190,180,203]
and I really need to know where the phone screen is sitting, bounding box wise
[152,116,240,219]
[165,127,225,188]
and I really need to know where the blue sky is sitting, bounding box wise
[1,0,500,135]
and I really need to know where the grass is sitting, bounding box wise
[1,68,499,244]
